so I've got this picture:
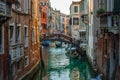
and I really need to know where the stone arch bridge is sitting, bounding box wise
[39,33,80,46]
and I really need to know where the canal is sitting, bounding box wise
[39,46,98,80]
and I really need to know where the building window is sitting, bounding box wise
[24,26,28,47]
[42,12,47,18]
[73,18,79,25]
[12,4,15,9]
[17,60,21,70]
[62,18,65,22]
[24,56,29,67]
[41,2,46,6]
[74,6,78,13]
[16,26,21,42]
[69,18,72,25]
[24,0,28,13]
[12,64,16,76]
[17,0,21,11]
[0,26,3,52]
[9,26,14,43]
[20,48,23,56]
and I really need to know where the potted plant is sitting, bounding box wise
[97,7,106,15]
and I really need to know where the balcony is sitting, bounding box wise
[10,47,24,62]
[9,49,16,62]
[81,14,88,24]
[0,1,12,17]
[99,15,119,34]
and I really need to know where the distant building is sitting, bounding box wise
[65,15,70,35]
[50,8,61,34]
[79,0,88,49]
[60,13,70,35]
[69,1,81,40]
[49,8,69,35]
[40,0,49,35]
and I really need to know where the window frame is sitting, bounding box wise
[16,24,21,43]
[24,56,29,67]
[73,17,79,25]
[74,6,78,13]
[24,25,28,47]
[9,25,15,44]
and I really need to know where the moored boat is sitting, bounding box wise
[55,43,62,48]
[65,47,79,58]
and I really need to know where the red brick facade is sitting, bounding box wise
[40,0,49,35]
[0,0,40,80]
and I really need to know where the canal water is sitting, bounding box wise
[41,47,97,80]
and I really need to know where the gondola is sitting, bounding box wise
[55,43,62,48]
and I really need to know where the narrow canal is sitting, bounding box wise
[40,46,97,80]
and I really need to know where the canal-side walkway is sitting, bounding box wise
[19,60,40,80]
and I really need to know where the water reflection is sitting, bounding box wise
[41,47,96,80]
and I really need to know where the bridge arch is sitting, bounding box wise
[40,33,80,46]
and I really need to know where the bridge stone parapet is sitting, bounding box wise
[39,33,80,46]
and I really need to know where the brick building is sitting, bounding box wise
[40,0,50,35]
[0,0,19,79]
[0,0,40,79]
[95,0,120,80]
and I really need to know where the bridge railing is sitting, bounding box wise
[39,33,80,47]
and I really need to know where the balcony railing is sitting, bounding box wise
[99,16,119,34]
[81,14,89,24]
[0,1,12,17]
[10,47,24,62]
[0,1,5,15]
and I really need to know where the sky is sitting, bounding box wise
[50,0,81,15]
